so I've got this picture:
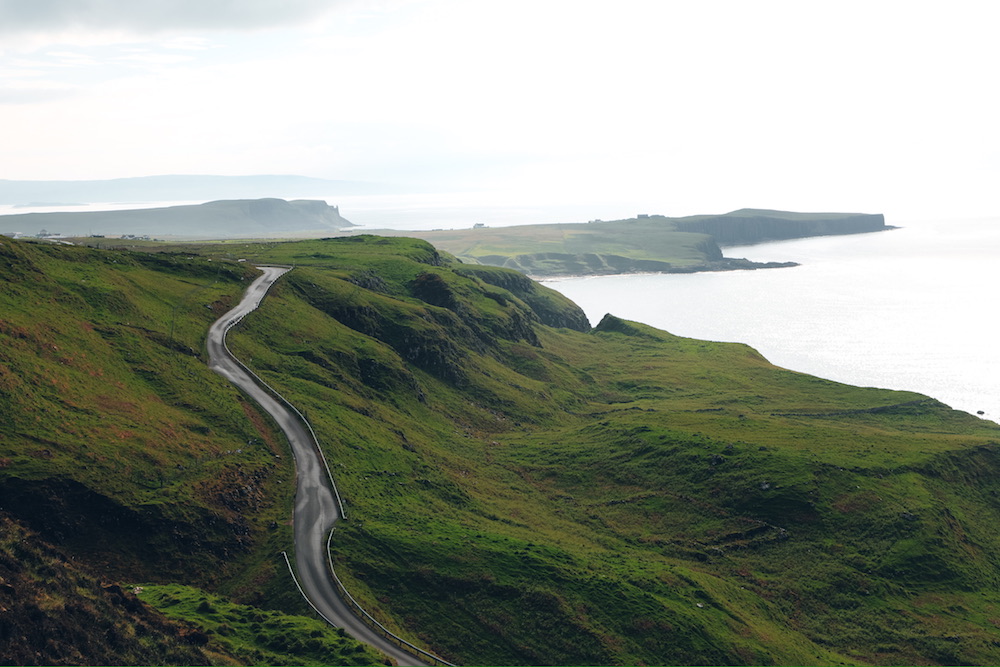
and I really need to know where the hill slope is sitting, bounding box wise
[0,238,383,665]
[4,235,1000,666]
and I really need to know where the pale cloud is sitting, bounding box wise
[0,83,78,104]
[0,0,998,219]
[40,50,99,67]
[160,36,216,51]
[114,51,195,66]
[0,0,340,34]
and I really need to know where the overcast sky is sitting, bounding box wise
[1,0,998,220]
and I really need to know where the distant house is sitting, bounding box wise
[637,214,649,219]
[473,223,486,229]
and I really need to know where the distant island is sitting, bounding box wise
[0,198,353,239]
[390,208,890,277]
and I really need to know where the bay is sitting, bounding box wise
[544,219,1000,423]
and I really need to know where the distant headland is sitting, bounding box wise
[385,208,890,278]
[0,198,353,240]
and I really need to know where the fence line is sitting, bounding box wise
[280,550,338,628]
[224,266,451,666]
[217,267,344,517]
[324,530,455,667]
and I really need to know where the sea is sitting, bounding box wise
[543,218,1000,424]
[4,195,996,423]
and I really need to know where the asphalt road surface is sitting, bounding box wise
[207,266,429,666]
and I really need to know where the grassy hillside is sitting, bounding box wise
[228,236,1000,665]
[0,238,381,664]
[4,234,1000,665]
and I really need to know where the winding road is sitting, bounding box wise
[207,266,430,666]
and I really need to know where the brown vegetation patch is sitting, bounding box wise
[239,399,282,455]
[831,490,882,513]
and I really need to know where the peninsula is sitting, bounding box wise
[391,208,889,277]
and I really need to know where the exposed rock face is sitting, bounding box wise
[0,513,231,666]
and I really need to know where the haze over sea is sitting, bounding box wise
[545,218,1000,424]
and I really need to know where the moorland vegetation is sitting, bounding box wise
[2,233,1000,666]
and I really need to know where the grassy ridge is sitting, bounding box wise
[137,583,389,666]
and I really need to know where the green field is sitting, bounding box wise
[3,234,1000,665]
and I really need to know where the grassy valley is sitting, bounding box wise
[3,234,1000,665]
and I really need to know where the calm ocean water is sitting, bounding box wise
[544,219,1000,423]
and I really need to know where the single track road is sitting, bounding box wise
[207,266,429,666]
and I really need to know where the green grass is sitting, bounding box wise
[0,238,302,613]
[138,583,390,666]
[6,234,1000,665]
[221,236,1000,665]
[382,218,719,276]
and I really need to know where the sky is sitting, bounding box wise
[1,0,998,221]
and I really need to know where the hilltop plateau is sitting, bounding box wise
[3,234,1000,666]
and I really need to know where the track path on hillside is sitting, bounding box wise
[207,266,430,666]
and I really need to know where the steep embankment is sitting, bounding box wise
[5,234,1000,666]
[0,513,230,666]
[398,209,886,277]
